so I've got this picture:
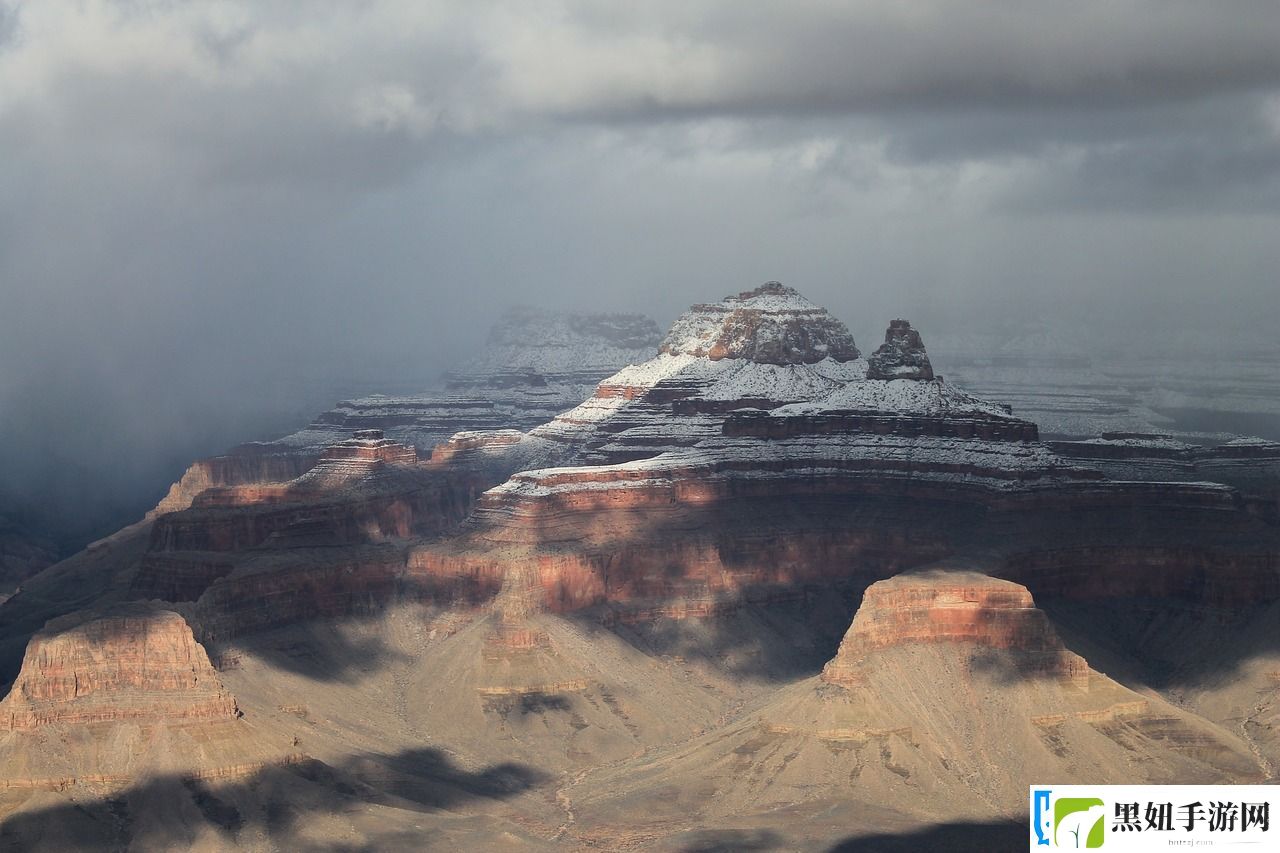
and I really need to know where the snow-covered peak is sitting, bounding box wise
[721,280,823,312]
[659,281,860,365]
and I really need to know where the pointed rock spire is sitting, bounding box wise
[866,319,934,380]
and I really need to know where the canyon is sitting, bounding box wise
[1,283,1278,850]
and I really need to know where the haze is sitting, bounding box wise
[2,1,1279,547]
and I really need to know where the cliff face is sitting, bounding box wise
[144,308,662,523]
[577,567,1262,829]
[402,288,1280,628]
[659,281,860,364]
[148,451,319,518]
[0,604,237,730]
[145,434,467,555]
[866,319,935,381]
[820,569,1088,689]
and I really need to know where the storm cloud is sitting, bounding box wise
[2,1,1279,544]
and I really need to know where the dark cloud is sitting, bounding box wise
[0,1,1278,545]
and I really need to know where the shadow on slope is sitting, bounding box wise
[828,820,1024,852]
[0,746,549,852]
[217,616,416,685]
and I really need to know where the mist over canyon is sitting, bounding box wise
[1,280,1279,849]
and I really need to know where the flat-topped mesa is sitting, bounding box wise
[866,319,935,381]
[0,604,238,730]
[317,429,418,467]
[820,569,1089,690]
[186,431,419,508]
[659,281,860,365]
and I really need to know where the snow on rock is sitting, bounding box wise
[866,319,935,381]
[775,377,1012,419]
[659,282,861,364]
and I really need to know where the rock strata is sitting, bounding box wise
[0,604,237,730]
[820,569,1088,689]
[659,282,860,364]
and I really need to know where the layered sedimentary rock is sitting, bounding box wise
[820,570,1088,689]
[0,604,237,730]
[147,308,662,519]
[0,604,300,797]
[659,281,859,363]
[188,545,418,641]
[408,285,1280,631]
[3,282,1280,849]
[576,569,1261,830]
[1050,434,1280,500]
[408,289,1093,614]
[147,449,318,519]
[397,580,726,773]
[132,432,483,609]
[146,433,445,555]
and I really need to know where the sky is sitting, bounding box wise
[2,1,1280,544]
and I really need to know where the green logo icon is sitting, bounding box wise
[1055,797,1105,848]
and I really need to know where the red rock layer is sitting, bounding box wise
[148,471,482,553]
[821,570,1089,689]
[189,547,499,641]
[410,504,954,614]
[0,605,237,730]
[148,451,318,518]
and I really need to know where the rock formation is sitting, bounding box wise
[659,281,860,363]
[575,568,1261,831]
[0,604,237,730]
[3,282,1279,850]
[407,284,1091,615]
[146,307,662,519]
[819,569,1088,689]
[866,319,934,380]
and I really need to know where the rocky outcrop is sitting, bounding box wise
[0,604,237,730]
[408,283,1275,624]
[189,546,420,641]
[659,282,860,364]
[145,433,471,555]
[148,450,319,518]
[1049,434,1280,504]
[144,308,662,522]
[820,569,1088,689]
[866,319,934,381]
[577,568,1261,829]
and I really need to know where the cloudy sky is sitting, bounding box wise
[2,1,1280,540]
